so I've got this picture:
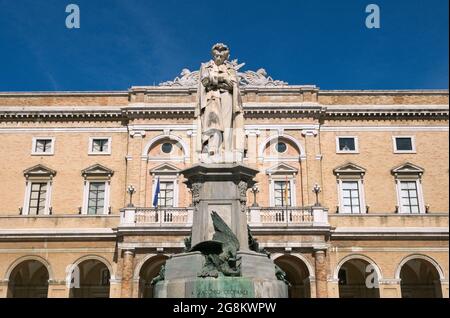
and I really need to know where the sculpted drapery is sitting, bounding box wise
[195,43,245,163]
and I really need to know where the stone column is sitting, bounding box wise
[48,280,70,298]
[314,250,328,298]
[0,280,9,298]
[378,279,402,298]
[120,249,135,298]
[441,279,449,298]
[110,279,122,298]
[327,278,339,298]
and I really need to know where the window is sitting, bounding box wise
[392,163,425,214]
[89,137,111,155]
[274,180,291,207]
[275,142,287,153]
[266,163,298,208]
[341,181,361,214]
[22,164,56,216]
[334,163,366,214]
[161,143,173,154]
[28,183,47,215]
[32,138,55,155]
[393,136,415,153]
[87,182,105,215]
[336,137,358,153]
[81,164,113,215]
[150,164,181,208]
[158,182,174,207]
[400,181,420,214]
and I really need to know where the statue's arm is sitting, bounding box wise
[201,67,211,87]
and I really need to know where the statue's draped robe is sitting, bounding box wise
[195,60,244,160]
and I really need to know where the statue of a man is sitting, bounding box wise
[195,43,244,162]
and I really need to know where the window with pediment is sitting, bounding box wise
[22,165,56,215]
[392,163,425,214]
[81,164,114,215]
[334,163,367,214]
[266,163,298,207]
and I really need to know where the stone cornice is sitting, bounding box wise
[0,91,129,97]
[0,107,124,120]
[324,105,449,119]
[1,106,447,120]
[0,228,117,241]
[331,227,449,240]
[0,85,449,121]
[319,89,449,95]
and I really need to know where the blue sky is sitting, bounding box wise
[0,0,448,91]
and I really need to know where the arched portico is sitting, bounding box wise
[7,258,50,298]
[396,255,444,298]
[334,255,382,298]
[273,253,313,298]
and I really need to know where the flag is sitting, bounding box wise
[153,177,160,208]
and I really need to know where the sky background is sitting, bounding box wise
[0,0,448,91]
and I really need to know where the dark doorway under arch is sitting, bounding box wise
[400,258,442,298]
[274,255,311,298]
[138,255,169,298]
[69,259,110,298]
[8,260,49,298]
[338,258,380,298]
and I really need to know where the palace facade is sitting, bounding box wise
[0,80,448,298]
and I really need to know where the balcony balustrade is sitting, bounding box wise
[119,206,329,228]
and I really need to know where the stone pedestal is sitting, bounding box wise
[154,163,288,298]
[182,164,258,251]
[155,251,288,298]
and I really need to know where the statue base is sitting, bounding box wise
[154,251,288,298]
[181,163,259,250]
[153,163,288,298]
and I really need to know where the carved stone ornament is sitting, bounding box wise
[191,182,202,206]
[238,180,248,213]
[159,62,288,88]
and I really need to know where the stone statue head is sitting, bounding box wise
[211,43,230,66]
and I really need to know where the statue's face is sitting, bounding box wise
[212,47,230,66]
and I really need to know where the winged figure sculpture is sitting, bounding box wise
[191,211,241,278]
